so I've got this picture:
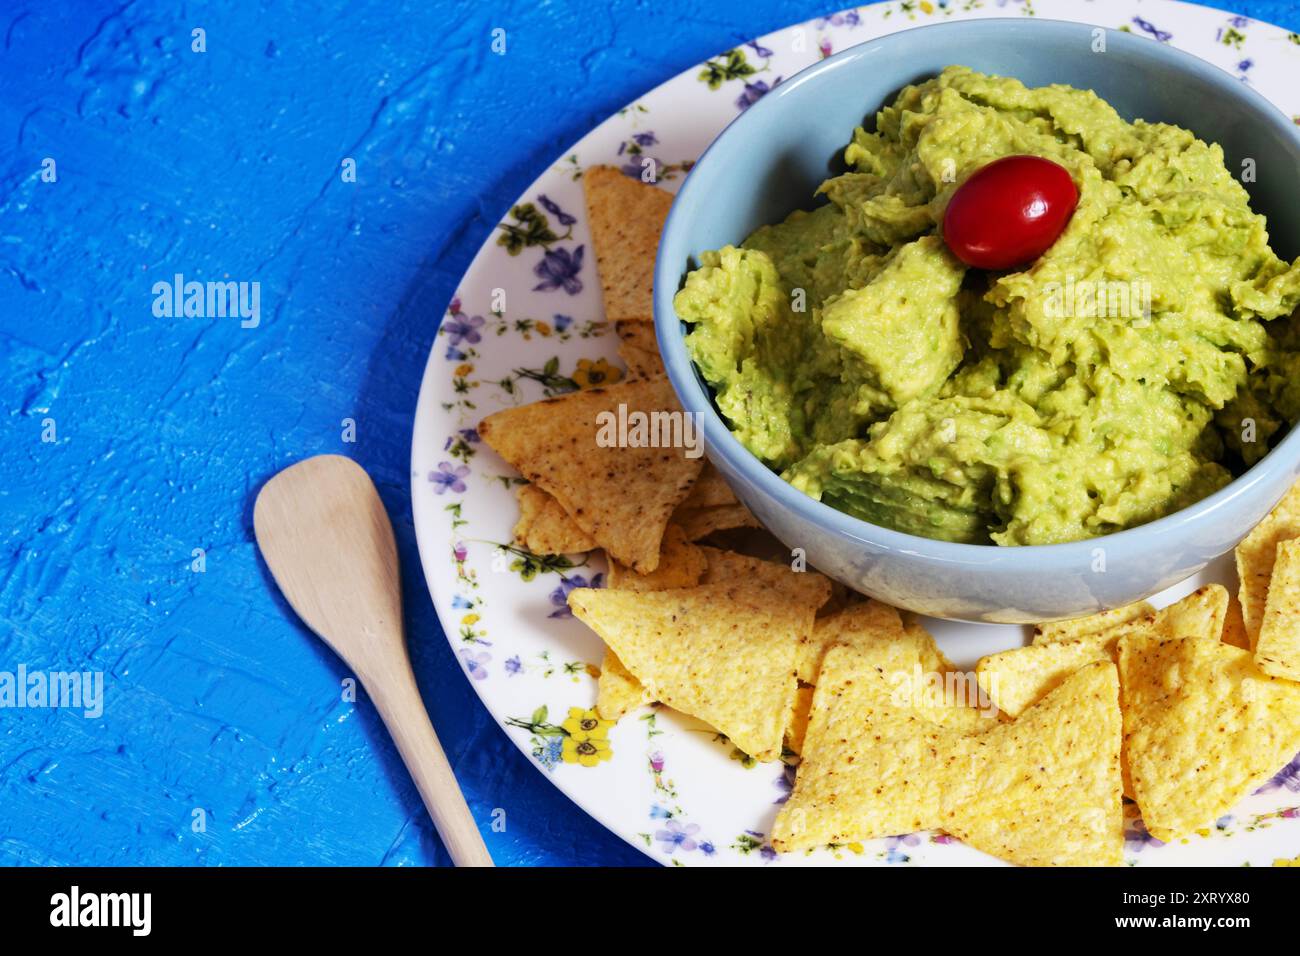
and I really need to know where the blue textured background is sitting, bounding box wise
[2,0,1297,867]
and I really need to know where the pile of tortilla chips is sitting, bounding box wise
[477,165,1300,866]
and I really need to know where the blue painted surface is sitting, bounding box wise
[1,0,1296,867]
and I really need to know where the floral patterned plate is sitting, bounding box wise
[411,0,1300,866]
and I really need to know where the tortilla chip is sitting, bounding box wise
[512,484,597,554]
[675,502,762,539]
[596,649,651,721]
[618,344,665,382]
[598,526,707,715]
[1222,597,1251,650]
[1255,538,1300,681]
[772,651,1122,866]
[1118,634,1300,842]
[944,661,1123,866]
[796,600,906,684]
[1032,601,1155,644]
[979,585,1228,717]
[699,546,832,609]
[902,612,957,676]
[1122,584,1229,644]
[786,683,815,754]
[605,525,706,592]
[567,583,811,761]
[977,637,1113,719]
[1236,480,1300,648]
[583,166,674,325]
[478,377,703,573]
[615,320,665,381]
[679,461,739,510]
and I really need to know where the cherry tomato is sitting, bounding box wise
[941,155,1078,270]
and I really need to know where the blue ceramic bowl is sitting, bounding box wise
[654,18,1300,623]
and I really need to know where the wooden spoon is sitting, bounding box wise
[254,454,493,867]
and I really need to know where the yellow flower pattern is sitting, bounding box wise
[572,358,622,389]
[560,707,614,767]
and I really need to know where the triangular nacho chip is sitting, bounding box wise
[977,638,1112,718]
[615,319,665,382]
[902,613,958,676]
[596,649,652,721]
[1236,480,1300,647]
[773,652,1122,866]
[567,584,806,761]
[699,546,832,609]
[942,661,1123,866]
[1118,634,1300,842]
[1222,596,1251,650]
[785,683,816,754]
[796,600,907,684]
[1255,538,1300,681]
[605,525,706,592]
[978,585,1229,717]
[598,526,707,717]
[784,610,988,754]
[679,461,739,510]
[674,502,762,539]
[583,165,674,324]
[1032,600,1155,644]
[512,484,597,554]
[478,377,703,572]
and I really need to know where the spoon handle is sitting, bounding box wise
[367,662,494,867]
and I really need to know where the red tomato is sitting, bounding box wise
[941,155,1078,270]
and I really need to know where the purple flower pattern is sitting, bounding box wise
[533,245,584,294]
[429,461,469,494]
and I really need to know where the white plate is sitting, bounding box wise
[411,0,1300,866]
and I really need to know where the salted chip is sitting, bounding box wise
[596,649,651,721]
[568,584,806,761]
[902,612,957,676]
[598,526,707,716]
[674,502,762,539]
[1222,597,1251,650]
[977,638,1113,718]
[786,683,815,754]
[512,484,597,554]
[619,344,665,382]
[944,661,1122,866]
[679,461,739,510]
[796,600,907,684]
[1033,601,1155,644]
[772,651,1122,866]
[1255,539,1300,681]
[699,546,832,610]
[615,320,665,381]
[605,525,706,591]
[583,166,674,325]
[1236,480,1300,647]
[979,585,1228,717]
[1118,634,1300,842]
[1117,584,1228,644]
[786,608,988,751]
[478,377,703,573]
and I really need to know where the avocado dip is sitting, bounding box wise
[674,66,1300,546]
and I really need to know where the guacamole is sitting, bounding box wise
[675,66,1300,545]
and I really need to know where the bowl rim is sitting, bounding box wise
[653,16,1300,561]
